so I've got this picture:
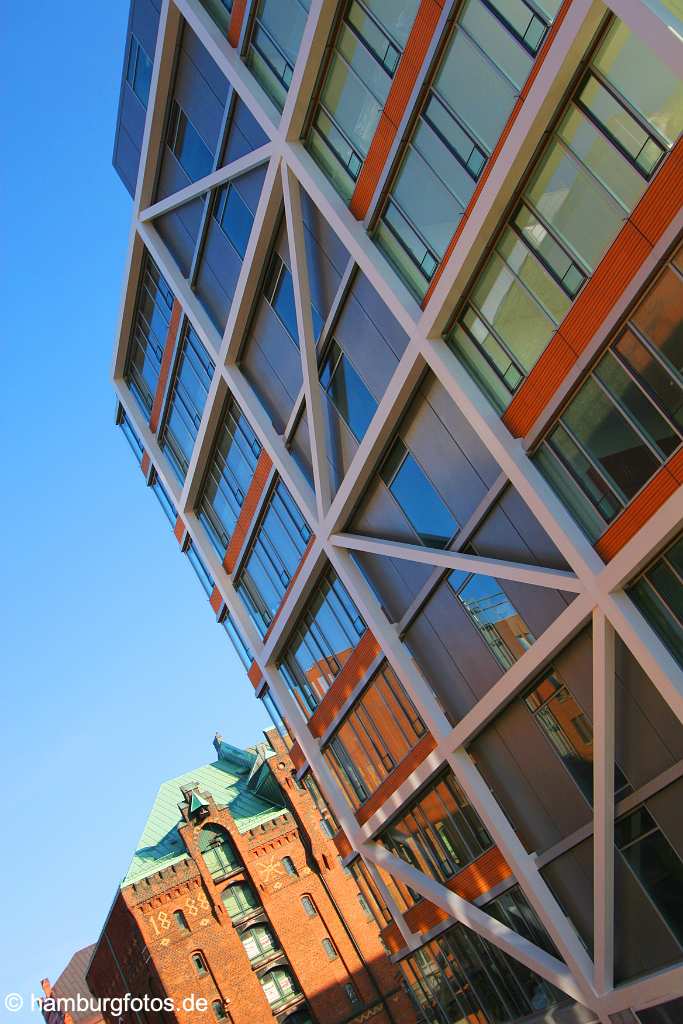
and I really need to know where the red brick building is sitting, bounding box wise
[86,732,415,1024]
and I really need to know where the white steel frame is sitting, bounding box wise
[110,0,683,1020]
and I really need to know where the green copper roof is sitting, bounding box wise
[122,740,284,887]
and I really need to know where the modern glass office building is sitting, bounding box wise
[110,0,683,1021]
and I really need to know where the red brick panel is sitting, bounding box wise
[228,0,247,47]
[223,449,273,572]
[404,898,450,934]
[421,0,573,307]
[308,631,383,738]
[355,733,437,826]
[149,298,182,433]
[380,921,406,955]
[349,0,443,220]
[595,455,683,562]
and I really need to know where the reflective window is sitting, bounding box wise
[151,470,177,526]
[167,100,214,182]
[124,254,175,418]
[377,770,492,895]
[192,952,208,976]
[402,889,562,1023]
[524,672,631,802]
[448,563,534,669]
[282,855,298,876]
[380,438,458,547]
[117,406,145,465]
[629,533,683,669]
[246,0,311,112]
[307,0,420,200]
[301,895,317,916]
[616,806,683,945]
[221,611,254,670]
[212,1000,227,1021]
[198,397,262,556]
[185,541,215,599]
[261,688,295,750]
[161,325,215,482]
[174,910,190,932]
[212,182,254,259]
[126,35,153,108]
[449,19,681,407]
[345,984,360,1005]
[535,252,683,541]
[237,480,311,636]
[280,568,367,716]
[322,938,338,960]
[262,251,324,348]
[320,340,377,441]
[324,662,426,808]
[377,0,561,298]
[222,881,259,919]
[198,824,239,879]
[349,858,392,925]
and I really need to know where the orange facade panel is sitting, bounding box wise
[289,740,307,773]
[227,0,247,48]
[223,450,273,573]
[333,828,353,859]
[173,515,186,545]
[630,137,683,247]
[404,898,449,934]
[209,585,223,615]
[247,660,263,689]
[307,630,383,738]
[502,333,576,438]
[349,0,442,220]
[446,846,513,902]
[380,921,406,956]
[141,451,151,477]
[149,298,182,433]
[595,461,681,562]
[355,733,437,826]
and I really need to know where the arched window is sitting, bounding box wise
[261,967,299,1008]
[211,1000,227,1021]
[241,924,278,961]
[222,881,259,920]
[198,824,239,880]
[282,856,297,877]
[174,909,190,932]
[322,938,337,961]
[300,895,317,918]
[191,951,208,976]
[357,893,373,920]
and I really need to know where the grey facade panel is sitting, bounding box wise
[155,194,204,278]
[194,217,242,331]
[333,286,398,403]
[350,271,409,360]
[112,0,161,196]
[222,97,268,164]
[290,411,314,488]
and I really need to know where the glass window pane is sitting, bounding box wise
[324,348,378,440]
[391,144,467,259]
[594,351,680,459]
[384,444,458,547]
[557,105,645,211]
[630,266,683,376]
[320,49,385,159]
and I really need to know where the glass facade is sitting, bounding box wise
[376,0,562,299]
[523,671,631,802]
[320,339,378,441]
[126,35,153,108]
[402,888,562,1023]
[185,541,215,598]
[307,0,420,201]
[117,406,145,465]
[324,662,426,808]
[167,99,214,182]
[616,806,683,945]
[261,687,296,750]
[212,181,254,260]
[161,325,215,482]
[380,437,458,547]
[150,470,177,526]
[237,480,311,635]
[262,250,324,348]
[279,568,367,716]
[221,610,254,669]
[447,562,534,669]
[246,0,311,112]
[449,20,682,408]
[124,254,175,418]
[377,770,492,899]
[628,533,683,669]
[535,248,683,541]
[198,397,262,556]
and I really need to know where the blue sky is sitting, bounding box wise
[0,4,268,1016]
